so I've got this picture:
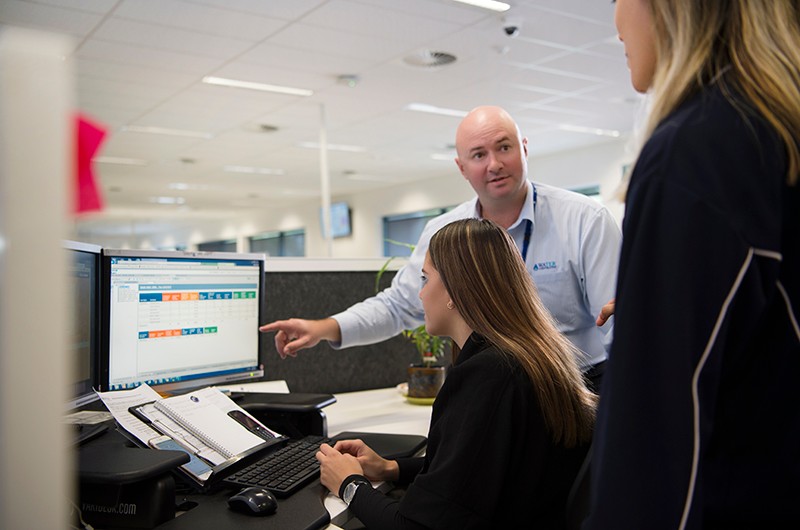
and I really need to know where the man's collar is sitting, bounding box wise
[474,180,535,230]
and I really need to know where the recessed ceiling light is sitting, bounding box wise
[202,76,313,97]
[405,103,468,118]
[452,0,510,13]
[121,125,212,139]
[149,196,186,205]
[297,142,367,153]
[558,124,621,138]
[223,165,285,176]
[169,183,212,191]
[92,156,147,166]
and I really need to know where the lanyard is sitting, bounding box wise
[520,185,537,263]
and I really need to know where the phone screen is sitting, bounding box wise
[152,438,213,480]
[228,410,275,440]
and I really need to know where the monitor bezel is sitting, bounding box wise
[64,240,103,410]
[98,248,266,394]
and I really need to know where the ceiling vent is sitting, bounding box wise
[403,50,457,69]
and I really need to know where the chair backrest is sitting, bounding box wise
[565,444,592,530]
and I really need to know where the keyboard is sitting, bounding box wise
[224,435,332,498]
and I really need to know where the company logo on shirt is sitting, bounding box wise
[532,261,557,271]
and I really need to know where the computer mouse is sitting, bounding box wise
[227,486,278,516]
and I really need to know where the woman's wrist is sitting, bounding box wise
[383,459,400,482]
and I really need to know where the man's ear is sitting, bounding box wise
[522,137,528,158]
[454,157,466,178]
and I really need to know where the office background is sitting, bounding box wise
[2,0,637,253]
[1,1,638,527]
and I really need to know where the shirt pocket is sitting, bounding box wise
[530,269,582,327]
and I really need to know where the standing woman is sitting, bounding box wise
[317,218,597,529]
[587,1,800,529]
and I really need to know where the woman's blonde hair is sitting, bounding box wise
[642,0,800,185]
[428,219,597,447]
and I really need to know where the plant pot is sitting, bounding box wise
[407,364,446,399]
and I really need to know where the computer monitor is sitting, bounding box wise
[99,249,265,393]
[320,201,352,238]
[65,240,102,410]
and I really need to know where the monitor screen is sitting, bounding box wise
[99,249,265,393]
[65,240,102,409]
[320,202,352,238]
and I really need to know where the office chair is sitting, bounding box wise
[565,444,592,530]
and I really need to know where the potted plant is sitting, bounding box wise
[403,325,448,401]
[378,240,450,402]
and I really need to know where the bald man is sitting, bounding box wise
[261,106,621,387]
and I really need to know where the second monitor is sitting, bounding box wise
[98,249,265,394]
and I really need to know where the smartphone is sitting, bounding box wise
[227,410,276,441]
[148,435,213,482]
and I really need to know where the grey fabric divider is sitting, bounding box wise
[259,269,427,393]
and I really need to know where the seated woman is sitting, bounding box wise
[316,218,597,529]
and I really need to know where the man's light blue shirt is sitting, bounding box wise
[332,181,621,369]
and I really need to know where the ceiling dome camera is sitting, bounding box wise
[503,16,522,38]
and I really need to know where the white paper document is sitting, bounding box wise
[95,383,163,445]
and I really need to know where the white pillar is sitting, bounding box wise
[0,27,73,529]
[319,103,333,257]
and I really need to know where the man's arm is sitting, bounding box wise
[580,207,622,352]
[331,227,432,349]
[259,213,453,355]
[258,318,341,358]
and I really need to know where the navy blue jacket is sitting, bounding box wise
[585,83,800,529]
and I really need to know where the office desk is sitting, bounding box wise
[326,386,431,439]
[84,386,432,530]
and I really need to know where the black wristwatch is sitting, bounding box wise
[340,475,371,506]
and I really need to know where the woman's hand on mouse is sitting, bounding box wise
[316,443,364,496]
[334,439,399,482]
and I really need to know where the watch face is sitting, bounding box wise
[344,479,371,505]
[343,482,358,505]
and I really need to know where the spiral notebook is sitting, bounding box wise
[153,388,264,458]
[132,386,273,466]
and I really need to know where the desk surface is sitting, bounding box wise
[81,386,433,530]
[327,386,431,438]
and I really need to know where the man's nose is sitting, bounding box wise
[487,152,503,173]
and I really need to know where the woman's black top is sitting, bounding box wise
[349,333,589,529]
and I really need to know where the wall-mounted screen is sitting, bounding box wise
[320,202,352,238]
[99,249,265,393]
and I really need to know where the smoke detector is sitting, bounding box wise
[403,50,457,69]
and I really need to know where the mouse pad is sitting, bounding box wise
[332,432,427,459]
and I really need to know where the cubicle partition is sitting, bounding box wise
[261,258,435,394]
